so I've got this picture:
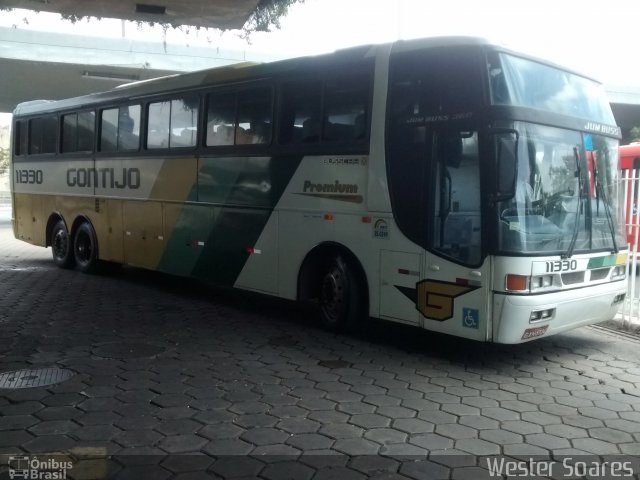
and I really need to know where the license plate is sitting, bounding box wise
[522,325,549,340]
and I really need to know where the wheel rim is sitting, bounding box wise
[75,231,92,264]
[320,266,345,322]
[52,228,68,260]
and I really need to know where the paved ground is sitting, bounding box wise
[1,205,640,479]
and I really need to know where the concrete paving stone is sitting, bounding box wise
[443,386,480,397]
[0,430,35,447]
[315,382,351,393]
[460,396,498,409]
[417,410,460,425]
[73,424,122,441]
[408,432,454,450]
[114,429,164,447]
[363,428,408,445]
[349,384,387,396]
[502,443,550,457]
[458,416,499,431]
[240,427,290,446]
[544,424,588,439]
[520,411,562,426]
[449,466,496,480]
[620,443,640,455]
[233,413,279,428]
[479,428,522,445]
[0,415,40,431]
[193,409,236,425]
[333,437,380,455]
[480,407,522,423]
[210,457,265,478]
[160,454,214,474]
[562,414,604,429]
[228,401,270,415]
[571,437,620,454]
[349,413,391,429]
[593,399,635,412]
[298,451,349,469]
[555,395,594,408]
[198,422,244,440]
[268,405,310,419]
[337,402,376,415]
[435,423,478,440]
[525,432,572,449]
[78,397,123,412]
[261,461,315,480]
[156,406,198,420]
[441,403,480,416]
[423,392,462,404]
[288,387,326,399]
[276,417,320,434]
[319,423,365,439]
[80,385,122,398]
[155,418,203,436]
[340,375,374,386]
[454,438,501,456]
[249,443,302,457]
[537,403,578,417]
[312,466,367,480]
[399,460,450,480]
[481,390,517,402]
[0,400,44,415]
[401,398,440,412]
[260,394,299,406]
[407,382,445,394]
[620,411,640,422]
[115,389,159,403]
[158,435,208,453]
[202,438,254,455]
[285,433,334,451]
[589,427,634,443]
[375,406,416,420]
[22,434,77,453]
[296,398,337,411]
[570,389,608,401]
[577,406,620,420]
[324,391,364,403]
[363,395,402,407]
[349,456,400,476]
[604,419,640,433]
[307,410,350,424]
[501,420,543,435]
[112,414,160,431]
[42,393,87,407]
[28,419,79,436]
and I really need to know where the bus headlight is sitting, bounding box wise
[505,274,560,292]
[610,265,626,280]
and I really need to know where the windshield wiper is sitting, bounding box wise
[563,147,583,259]
[593,155,619,253]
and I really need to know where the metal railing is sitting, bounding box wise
[621,169,640,327]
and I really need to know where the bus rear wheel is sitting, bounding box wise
[73,222,99,273]
[51,220,74,269]
[318,255,363,332]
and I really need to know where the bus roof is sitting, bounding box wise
[12,36,597,117]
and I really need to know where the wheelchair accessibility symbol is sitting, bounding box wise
[462,308,479,329]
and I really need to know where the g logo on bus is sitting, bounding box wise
[415,280,478,321]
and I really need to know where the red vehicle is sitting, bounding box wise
[620,142,640,250]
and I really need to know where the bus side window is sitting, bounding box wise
[206,92,235,147]
[279,80,321,144]
[29,116,57,155]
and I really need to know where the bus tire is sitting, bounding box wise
[51,220,74,269]
[73,222,99,274]
[318,255,363,332]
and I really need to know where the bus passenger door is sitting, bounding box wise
[420,130,491,341]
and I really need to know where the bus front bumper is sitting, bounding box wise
[493,280,626,344]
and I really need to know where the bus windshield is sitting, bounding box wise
[488,52,616,125]
[497,122,626,255]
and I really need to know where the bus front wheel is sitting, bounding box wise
[51,220,74,269]
[318,256,363,332]
[73,222,99,274]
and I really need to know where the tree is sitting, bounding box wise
[630,126,640,142]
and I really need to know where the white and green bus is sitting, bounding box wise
[10,37,627,343]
